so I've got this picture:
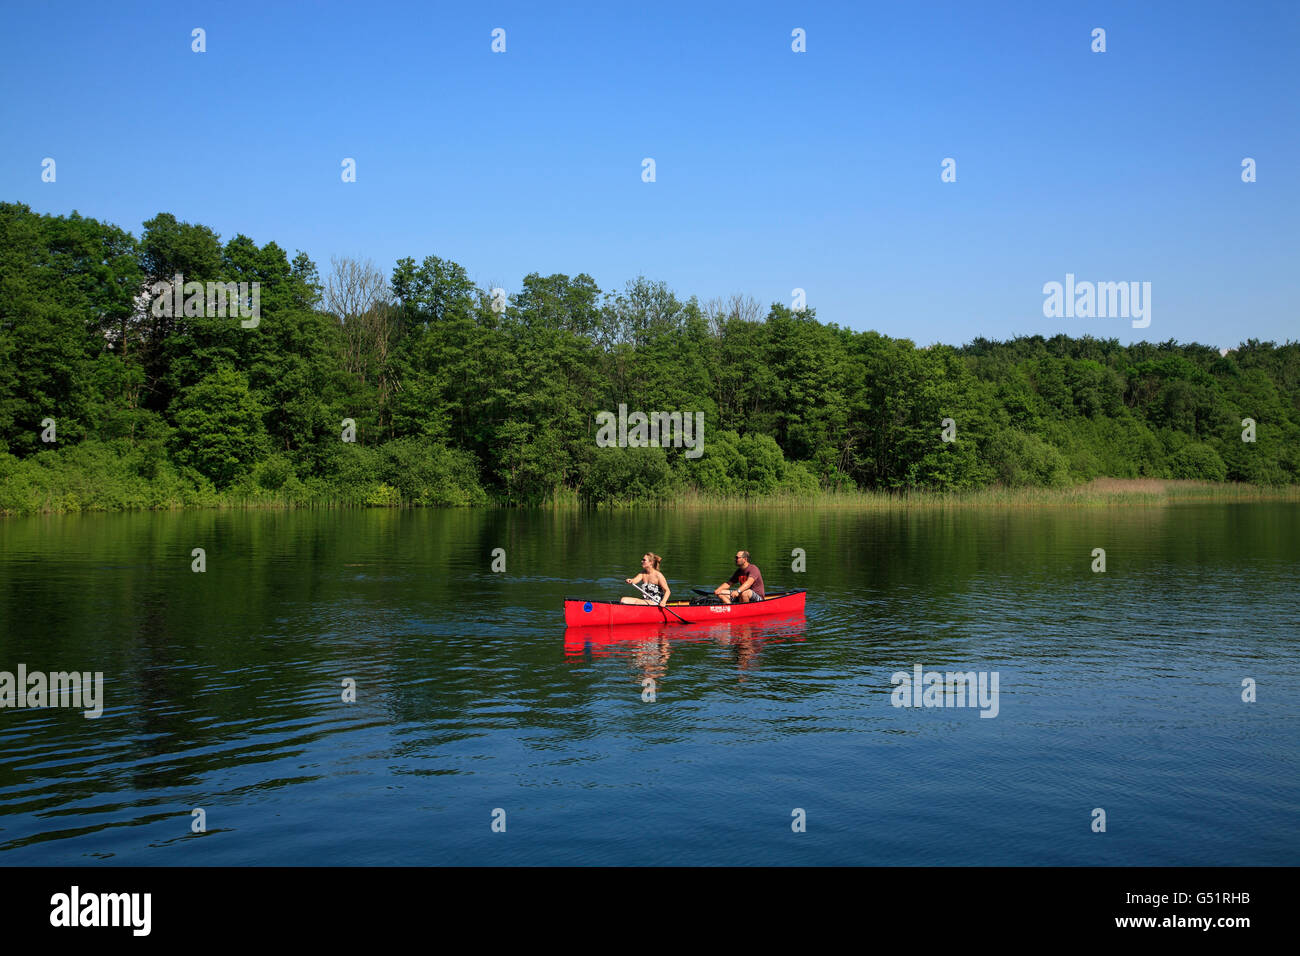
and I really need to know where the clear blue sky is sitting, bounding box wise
[2,0,1296,349]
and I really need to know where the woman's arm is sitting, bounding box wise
[659,575,671,605]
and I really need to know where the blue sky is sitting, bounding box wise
[2,0,1296,348]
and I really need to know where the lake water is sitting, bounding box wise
[1,503,1296,865]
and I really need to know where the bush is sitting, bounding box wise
[686,430,744,495]
[983,429,1071,487]
[364,482,401,506]
[678,431,819,497]
[777,460,821,495]
[254,454,295,491]
[582,445,675,503]
[0,441,210,515]
[1167,443,1227,482]
[736,434,786,494]
[379,438,487,506]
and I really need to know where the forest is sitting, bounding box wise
[1,201,1297,514]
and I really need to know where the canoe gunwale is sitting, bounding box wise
[564,588,806,606]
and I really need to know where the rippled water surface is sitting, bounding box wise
[1,504,1297,865]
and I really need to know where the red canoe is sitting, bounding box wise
[564,589,806,626]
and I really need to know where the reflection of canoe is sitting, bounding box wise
[564,589,806,626]
[564,614,807,656]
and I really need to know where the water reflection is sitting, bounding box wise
[2,503,1297,865]
[563,615,807,682]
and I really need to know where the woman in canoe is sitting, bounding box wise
[621,552,671,605]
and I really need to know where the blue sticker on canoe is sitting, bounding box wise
[583,602,593,612]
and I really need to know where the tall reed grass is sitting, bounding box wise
[553,479,1300,511]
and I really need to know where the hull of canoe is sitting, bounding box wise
[564,589,806,627]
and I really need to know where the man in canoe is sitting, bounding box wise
[715,550,764,604]
[621,552,672,605]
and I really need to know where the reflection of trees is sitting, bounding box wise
[8,500,1282,855]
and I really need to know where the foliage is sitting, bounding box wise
[2,203,1298,515]
[1168,443,1228,482]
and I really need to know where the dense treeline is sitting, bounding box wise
[1,202,1297,513]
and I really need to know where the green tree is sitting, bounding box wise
[168,366,270,487]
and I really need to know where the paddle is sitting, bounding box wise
[691,587,786,595]
[631,581,689,625]
[692,586,790,599]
